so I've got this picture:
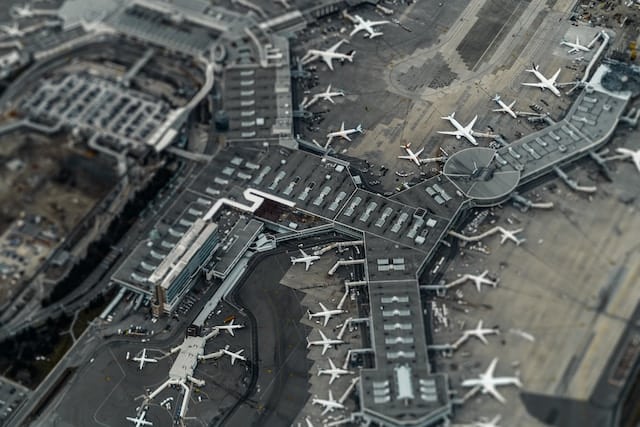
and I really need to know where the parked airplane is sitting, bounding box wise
[215,319,244,336]
[11,5,34,18]
[290,248,320,271]
[222,346,246,365]
[522,64,562,97]
[318,357,353,384]
[301,39,355,71]
[345,12,390,39]
[497,227,525,246]
[309,302,346,327]
[306,330,343,355]
[302,84,345,109]
[561,36,590,54]
[492,95,517,119]
[461,358,522,404]
[311,390,345,415]
[398,143,424,166]
[475,414,502,427]
[0,24,22,37]
[615,147,640,172]
[460,320,499,345]
[133,348,157,370]
[126,408,152,427]
[466,270,498,292]
[438,112,478,145]
[326,122,364,145]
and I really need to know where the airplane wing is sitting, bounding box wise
[437,130,463,137]
[349,25,364,37]
[322,314,330,327]
[228,328,235,336]
[370,20,390,26]
[328,357,336,370]
[321,342,330,355]
[327,39,347,53]
[304,260,312,271]
[329,373,337,384]
[299,249,308,257]
[487,358,498,377]
[328,390,334,401]
[321,55,335,71]
[321,406,331,416]
[397,155,412,160]
[415,147,425,156]
[508,100,516,109]
[633,156,640,172]
[343,134,352,141]
[319,302,328,312]
[478,334,488,345]
[486,384,507,404]
[318,330,328,341]
[466,115,478,131]
[549,68,561,84]
[567,46,578,54]
[521,82,546,89]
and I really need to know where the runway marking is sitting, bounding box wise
[92,348,126,427]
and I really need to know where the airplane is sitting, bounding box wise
[290,248,320,271]
[438,112,478,146]
[11,5,34,18]
[222,346,246,365]
[305,417,314,427]
[126,408,152,427]
[465,270,498,292]
[308,302,346,327]
[398,143,424,166]
[326,122,364,145]
[301,39,355,71]
[132,348,157,370]
[0,24,23,38]
[306,330,343,355]
[497,227,525,246]
[215,319,244,336]
[460,320,499,345]
[615,147,640,172]
[346,13,390,39]
[318,357,353,384]
[522,64,562,97]
[461,358,522,404]
[492,95,517,119]
[302,84,345,109]
[561,36,590,54]
[314,84,345,104]
[475,414,502,427]
[311,389,345,415]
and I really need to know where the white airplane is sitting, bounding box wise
[302,84,345,109]
[347,14,390,39]
[311,389,344,415]
[290,248,320,271]
[126,408,152,427]
[309,302,346,327]
[438,112,478,146]
[461,358,522,404]
[460,320,499,345]
[466,270,498,292]
[11,5,34,18]
[398,143,424,166]
[475,415,502,427]
[326,122,364,145]
[318,357,353,384]
[561,36,590,54]
[492,95,517,119]
[215,319,244,336]
[522,64,562,97]
[306,330,343,355]
[315,84,345,104]
[497,227,525,246]
[301,39,355,71]
[0,24,23,38]
[615,147,640,172]
[222,346,246,365]
[132,348,157,370]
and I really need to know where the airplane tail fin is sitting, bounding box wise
[356,124,363,133]
[307,309,313,320]
[492,94,500,102]
[346,50,356,62]
[306,337,311,349]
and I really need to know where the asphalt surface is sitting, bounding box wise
[225,249,313,427]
